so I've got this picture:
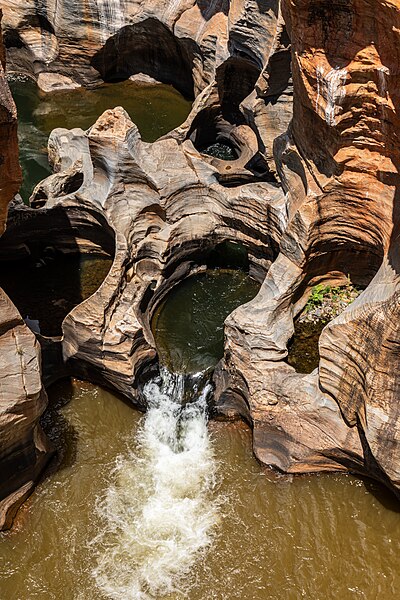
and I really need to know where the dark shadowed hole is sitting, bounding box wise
[0,250,113,337]
[287,320,327,374]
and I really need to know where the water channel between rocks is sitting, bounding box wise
[1,81,399,600]
[0,377,399,600]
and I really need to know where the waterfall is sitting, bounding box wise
[93,0,125,43]
[315,66,347,126]
[324,67,347,127]
[91,369,219,600]
[377,65,389,98]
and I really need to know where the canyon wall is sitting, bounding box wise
[1,0,400,526]
[284,0,400,489]
[0,9,51,530]
[221,0,400,488]
[0,8,20,233]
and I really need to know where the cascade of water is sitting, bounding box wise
[324,67,347,127]
[91,368,219,600]
[377,65,389,98]
[93,0,125,43]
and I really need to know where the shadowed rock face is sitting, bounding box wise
[0,9,21,234]
[1,0,400,528]
[0,10,51,530]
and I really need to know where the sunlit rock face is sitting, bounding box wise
[221,0,400,493]
[283,0,400,491]
[1,0,283,97]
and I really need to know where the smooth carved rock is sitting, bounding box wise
[37,72,82,93]
[27,107,284,401]
[219,0,400,494]
[0,290,52,530]
[0,9,51,530]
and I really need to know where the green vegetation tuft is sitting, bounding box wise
[303,276,360,321]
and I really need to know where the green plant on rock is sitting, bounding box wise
[304,276,360,318]
[306,283,331,311]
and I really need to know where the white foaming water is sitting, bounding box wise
[324,67,347,126]
[93,0,125,42]
[91,369,219,600]
[377,65,389,98]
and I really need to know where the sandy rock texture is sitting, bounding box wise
[221,0,400,491]
[1,0,400,525]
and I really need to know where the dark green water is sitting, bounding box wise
[0,252,112,336]
[287,320,327,373]
[152,269,260,373]
[9,77,192,202]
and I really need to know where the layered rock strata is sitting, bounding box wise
[220,0,400,492]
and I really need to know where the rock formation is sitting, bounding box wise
[0,8,20,233]
[221,0,400,490]
[1,0,400,528]
[0,9,51,530]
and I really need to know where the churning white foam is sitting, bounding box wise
[91,369,219,600]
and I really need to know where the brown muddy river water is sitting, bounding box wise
[0,379,399,600]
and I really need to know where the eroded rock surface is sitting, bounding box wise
[0,9,50,530]
[220,0,400,492]
[0,290,50,530]
[0,8,21,233]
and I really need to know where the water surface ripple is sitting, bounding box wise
[0,381,399,599]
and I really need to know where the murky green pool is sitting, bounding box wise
[9,77,192,202]
[152,269,260,373]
